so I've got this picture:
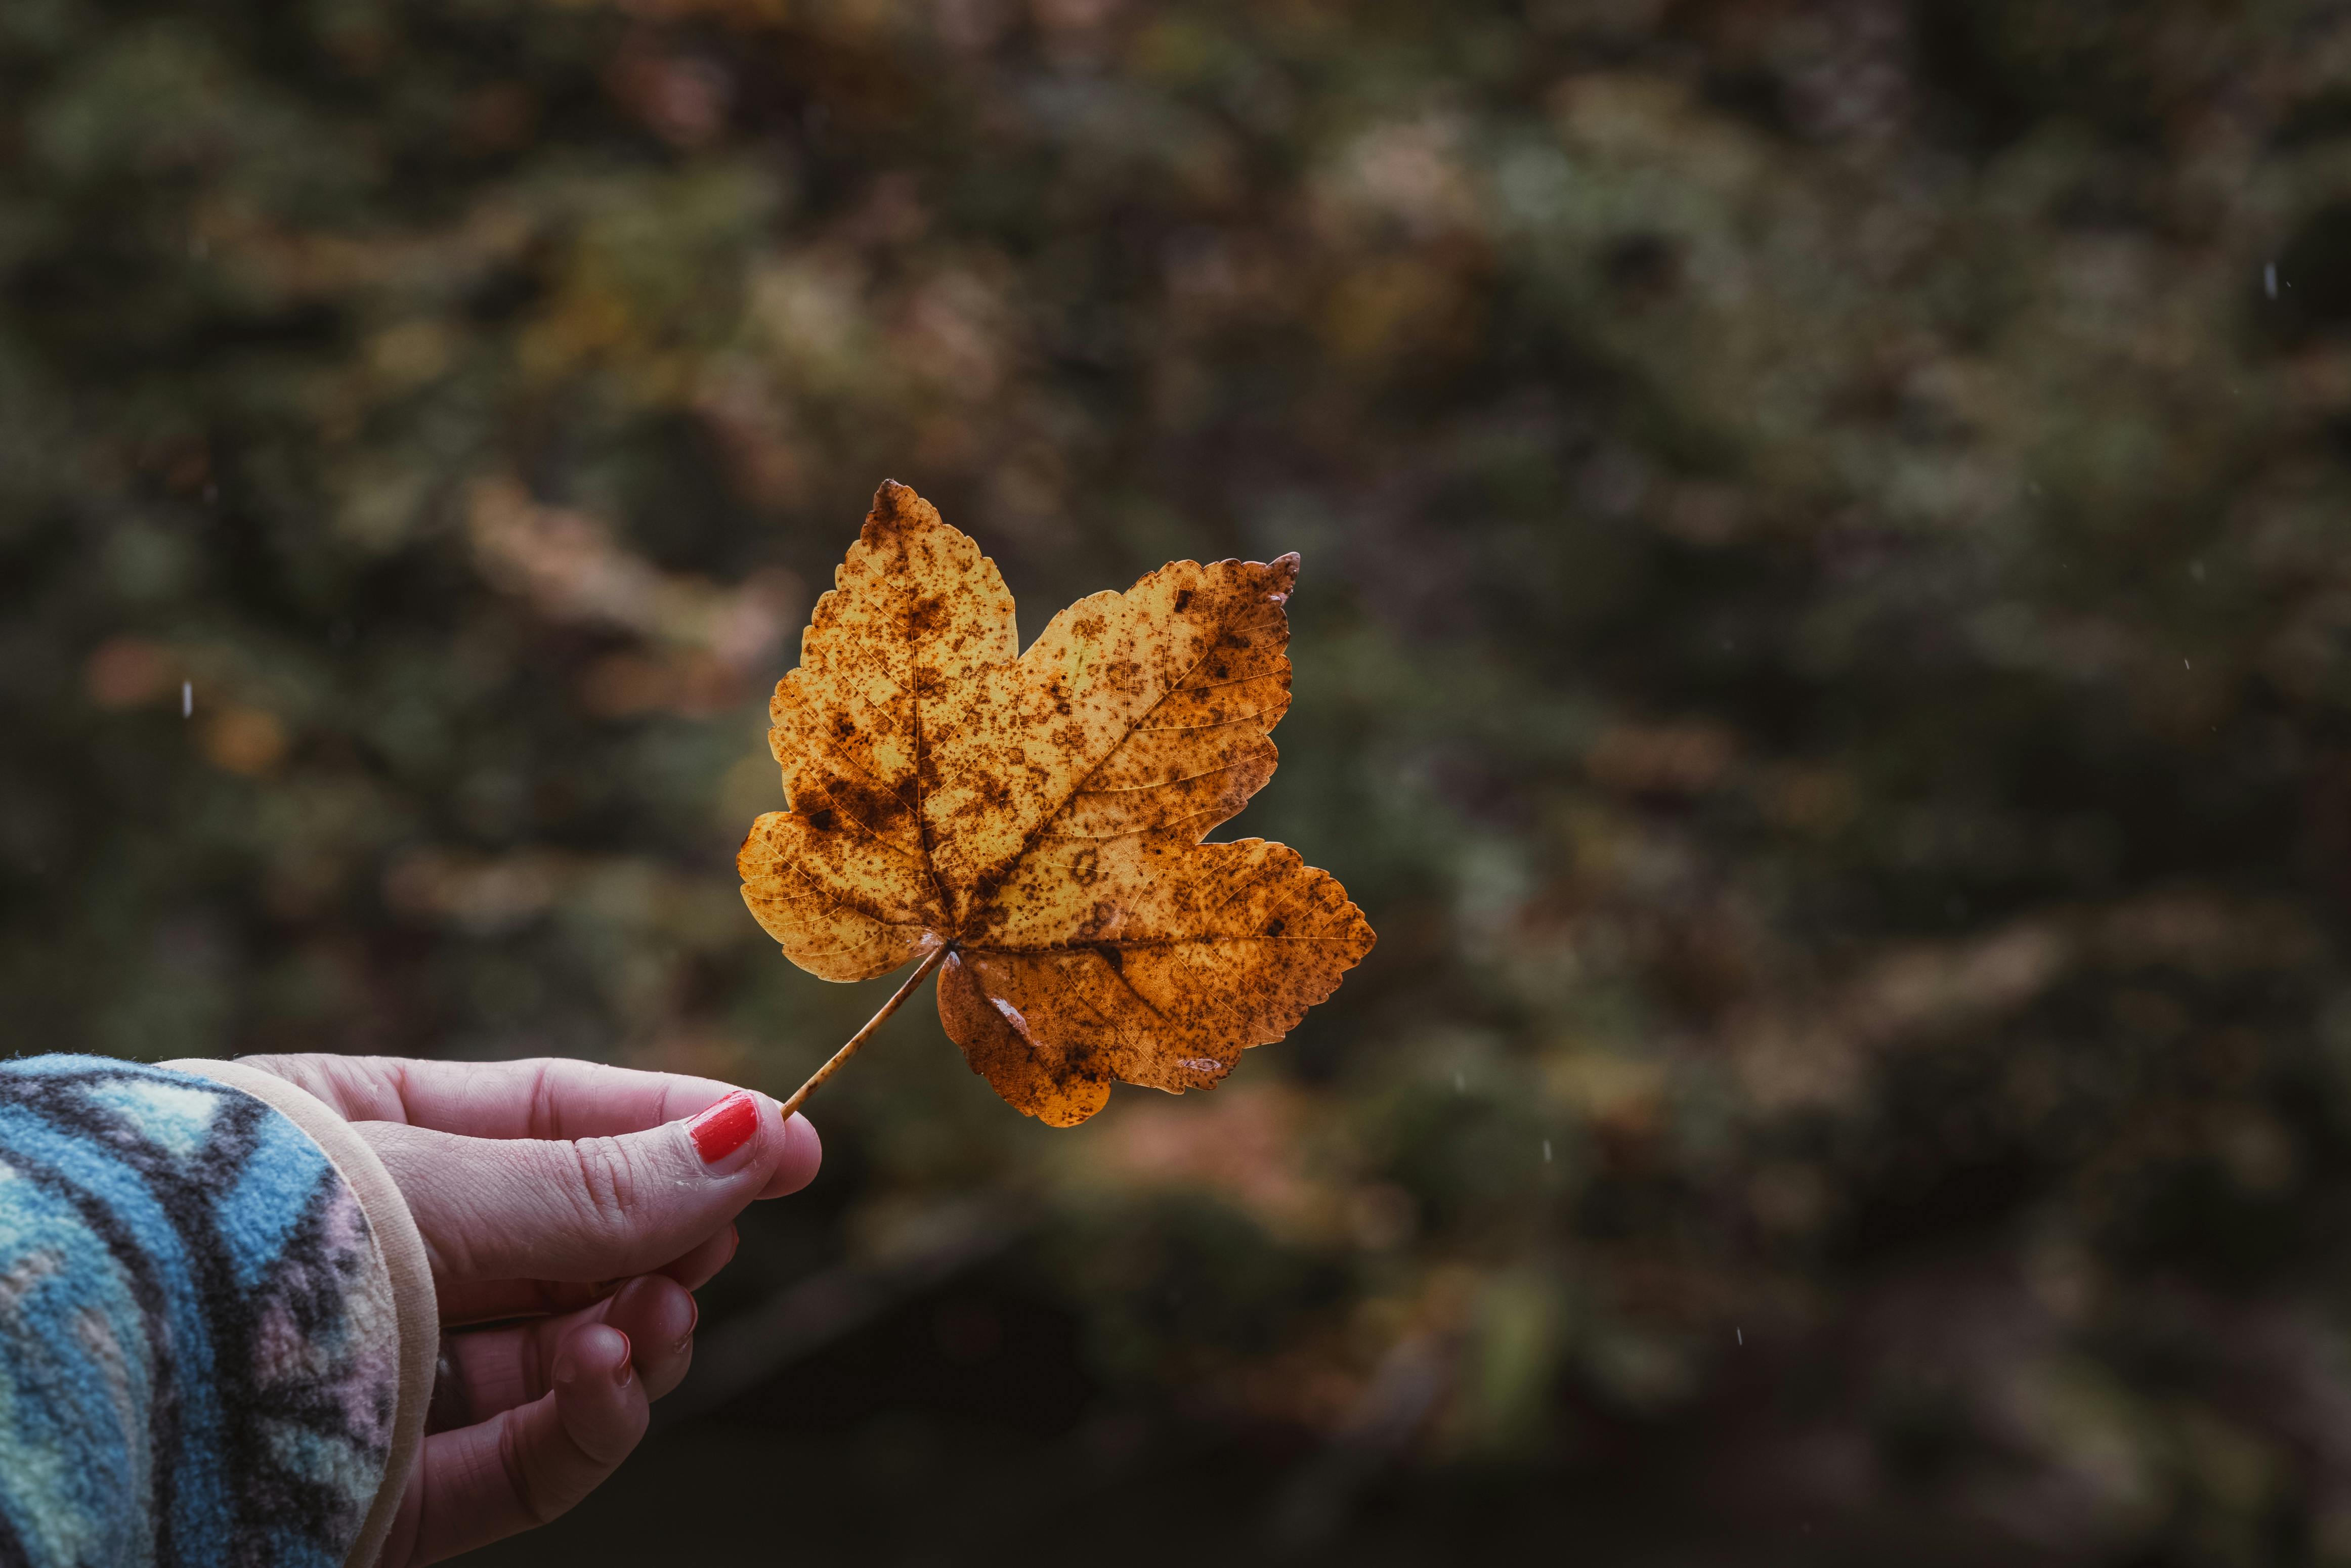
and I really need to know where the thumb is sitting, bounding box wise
[365,1091,816,1284]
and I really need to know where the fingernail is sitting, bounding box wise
[676,1295,699,1354]
[613,1330,633,1387]
[687,1091,759,1164]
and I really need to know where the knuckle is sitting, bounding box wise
[497,1414,567,1527]
[527,1059,563,1139]
[575,1402,644,1467]
[566,1137,644,1233]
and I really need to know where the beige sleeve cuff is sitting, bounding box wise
[164,1059,438,1568]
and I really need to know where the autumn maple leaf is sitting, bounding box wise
[738,481,1376,1126]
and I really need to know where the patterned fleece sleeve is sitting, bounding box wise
[0,1056,437,1568]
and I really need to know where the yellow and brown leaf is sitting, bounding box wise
[738,480,1374,1125]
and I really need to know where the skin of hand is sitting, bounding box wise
[236,1054,820,1566]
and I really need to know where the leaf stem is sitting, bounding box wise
[779,943,951,1119]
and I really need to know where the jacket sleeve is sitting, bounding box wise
[0,1055,437,1568]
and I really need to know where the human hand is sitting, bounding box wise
[236,1054,819,1565]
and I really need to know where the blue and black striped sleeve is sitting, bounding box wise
[0,1056,432,1568]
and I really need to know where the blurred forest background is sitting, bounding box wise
[11,0,2351,1561]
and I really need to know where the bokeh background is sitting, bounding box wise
[12,0,2351,1561]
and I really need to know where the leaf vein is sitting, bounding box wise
[1137,707,1281,732]
[1076,759,1257,796]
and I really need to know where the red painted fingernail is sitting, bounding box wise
[687,1092,759,1163]
[612,1330,633,1387]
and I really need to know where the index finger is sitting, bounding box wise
[236,1055,747,1140]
